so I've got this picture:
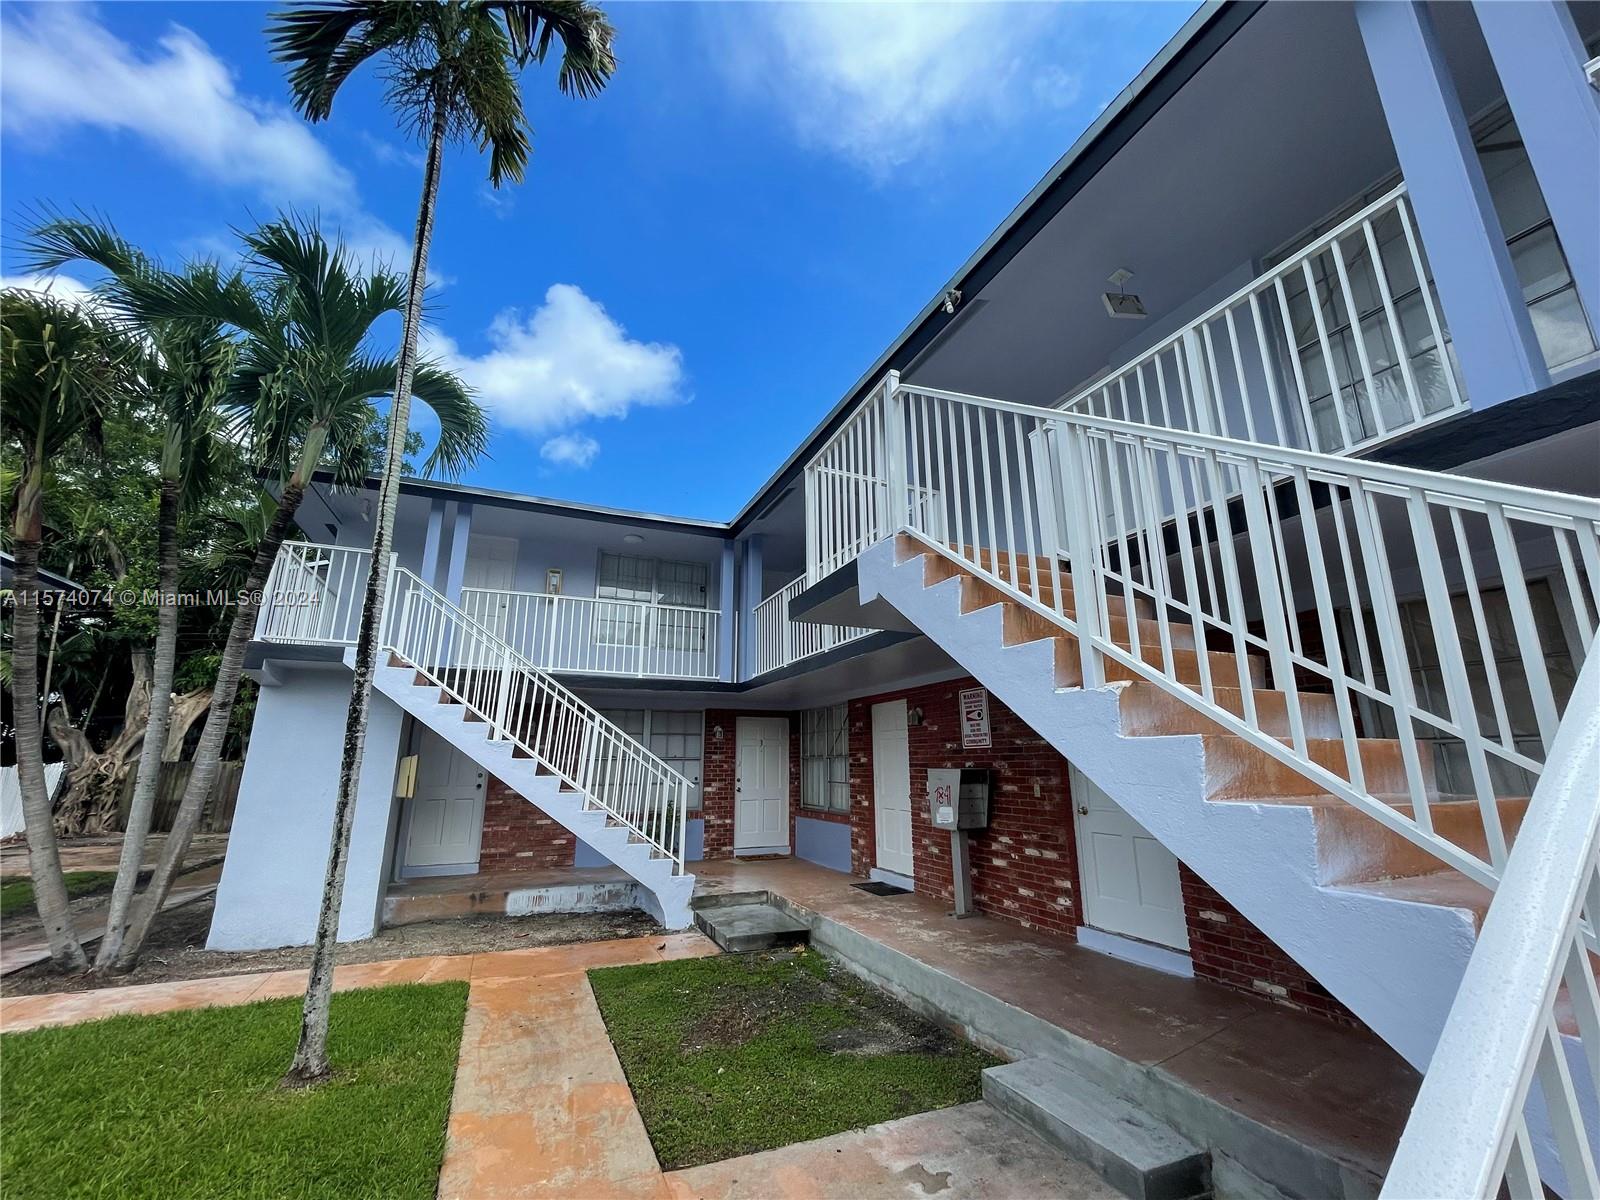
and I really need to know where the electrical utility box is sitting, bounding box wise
[927,768,991,831]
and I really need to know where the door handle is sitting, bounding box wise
[1077,804,1089,816]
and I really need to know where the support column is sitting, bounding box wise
[738,535,764,680]
[718,539,737,682]
[418,498,447,592]
[442,502,473,603]
[1473,0,1600,331]
[1357,0,1549,408]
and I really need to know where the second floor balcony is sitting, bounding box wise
[460,586,721,681]
[256,542,723,682]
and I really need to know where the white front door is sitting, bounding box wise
[871,700,914,878]
[464,535,518,637]
[1070,765,1189,950]
[403,726,485,871]
[734,717,789,851]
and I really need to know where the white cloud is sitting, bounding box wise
[0,273,99,310]
[425,284,685,438]
[0,6,413,274]
[540,432,601,469]
[713,2,1083,177]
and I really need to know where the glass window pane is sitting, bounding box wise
[1510,226,1573,302]
[1528,287,1597,370]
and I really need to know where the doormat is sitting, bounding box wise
[853,881,911,897]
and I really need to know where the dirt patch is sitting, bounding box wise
[3,899,663,995]
[589,948,998,1169]
[680,949,959,1057]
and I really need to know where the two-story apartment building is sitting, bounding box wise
[211,3,1599,1191]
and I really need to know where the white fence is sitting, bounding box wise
[752,575,872,675]
[459,587,720,680]
[255,541,372,646]
[1059,185,1468,458]
[0,762,64,838]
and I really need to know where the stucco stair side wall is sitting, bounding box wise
[369,661,696,929]
[857,539,1479,1073]
[208,668,405,950]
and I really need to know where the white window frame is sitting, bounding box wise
[800,704,850,814]
[599,708,705,811]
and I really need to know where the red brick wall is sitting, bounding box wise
[846,674,1363,1028]
[1179,866,1359,1026]
[848,679,1082,938]
[478,777,577,871]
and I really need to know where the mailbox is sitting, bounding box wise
[927,768,991,831]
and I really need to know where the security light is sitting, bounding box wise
[941,288,962,315]
[1103,268,1147,319]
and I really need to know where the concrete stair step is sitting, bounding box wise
[1051,636,1267,692]
[983,1058,1210,1200]
[1200,734,1436,800]
[693,901,810,953]
[1313,795,1529,886]
[1115,681,1342,740]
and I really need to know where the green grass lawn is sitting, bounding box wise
[1,982,469,1200]
[0,870,120,918]
[589,948,998,1169]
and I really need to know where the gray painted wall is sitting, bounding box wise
[794,815,852,873]
[209,666,404,950]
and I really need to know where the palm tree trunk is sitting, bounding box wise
[38,550,79,726]
[113,480,309,970]
[10,467,88,971]
[286,101,447,1085]
[97,478,180,969]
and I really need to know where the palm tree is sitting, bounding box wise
[22,215,239,969]
[268,0,615,1084]
[107,217,485,970]
[2,290,134,970]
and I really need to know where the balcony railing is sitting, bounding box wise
[1059,184,1469,457]
[752,575,872,675]
[460,587,721,681]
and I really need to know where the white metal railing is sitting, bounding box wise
[806,376,1600,1193]
[256,544,691,872]
[1060,185,1469,458]
[460,587,720,680]
[255,541,373,645]
[753,574,873,675]
[1384,651,1600,1199]
[810,379,1600,890]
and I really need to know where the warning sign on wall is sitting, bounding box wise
[959,687,991,749]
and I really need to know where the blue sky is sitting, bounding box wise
[1,1,1197,521]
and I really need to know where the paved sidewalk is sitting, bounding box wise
[0,928,1097,1199]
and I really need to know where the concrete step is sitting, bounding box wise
[983,1058,1210,1200]
[693,901,810,953]
[1115,681,1343,740]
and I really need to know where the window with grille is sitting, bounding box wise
[1268,110,1594,454]
[800,705,850,813]
[599,708,703,810]
[1341,580,1579,799]
[595,552,710,650]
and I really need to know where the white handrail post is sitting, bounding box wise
[491,644,513,741]
[1057,423,1104,688]
[377,552,400,651]
[256,549,282,639]
[804,466,819,586]
[1181,329,1218,436]
[881,370,907,537]
[677,779,688,872]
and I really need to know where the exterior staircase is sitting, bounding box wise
[368,654,693,929]
[259,543,696,930]
[809,375,1600,1196]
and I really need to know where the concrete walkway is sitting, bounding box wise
[691,857,1419,1187]
[0,832,229,876]
[1,930,1097,1199]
